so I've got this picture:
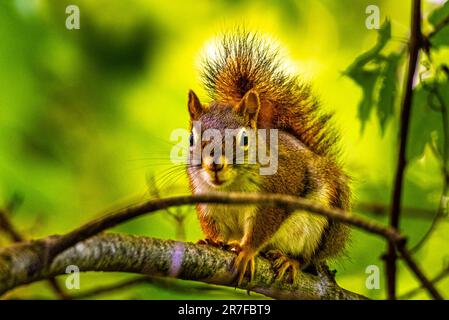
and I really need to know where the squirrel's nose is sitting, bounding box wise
[204,155,226,172]
[207,162,224,172]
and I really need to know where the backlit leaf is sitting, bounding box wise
[377,53,401,134]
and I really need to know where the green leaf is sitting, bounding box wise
[433,80,449,161]
[430,25,449,48]
[377,18,392,47]
[377,53,401,134]
[345,19,391,74]
[344,19,391,131]
[407,82,446,161]
[428,1,449,26]
[408,87,431,161]
[347,68,381,131]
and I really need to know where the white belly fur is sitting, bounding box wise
[198,204,257,243]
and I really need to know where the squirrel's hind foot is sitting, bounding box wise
[265,250,300,284]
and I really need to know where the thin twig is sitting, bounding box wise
[0,210,23,243]
[400,261,449,299]
[397,245,444,299]
[68,276,231,300]
[0,207,68,300]
[356,202,436,219]
[386,0,422,300]
[408,147,448,253]
[147,175,188,240]
[47,278,70,300]
[45,192,406,264]
[409,67,449,253]
[67,277,151,299]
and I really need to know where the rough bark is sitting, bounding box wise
[0,233,366,300]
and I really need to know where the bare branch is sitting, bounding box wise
[0,233,367,300]
[68,276,236,300]
[44,192,406,265]
[407,67,449,252]
[67,277,151,299]
[355,202,437,219]
[0,191,442,299]
[0,206,68,300]
[386,0,423,300]
[396,245,443,299]
[40,191,445,299]
[0,210,23,243]
[400,260,449,299]
[146,175,189,240]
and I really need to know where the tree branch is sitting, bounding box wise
[68,277,151,300]
[0,191,440,299]
[409,67,449,254]
[355,202,437,219]
[0,233,367,300]
[400,261,449,299]
[44,192,406,266]
[0,207,68,300]
[57,273,254,299]
[0,209,23,243]
[387,0,422,300]
[396,245,443,299]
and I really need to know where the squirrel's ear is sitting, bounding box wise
[188,90,203,119]
[235,90,260,127]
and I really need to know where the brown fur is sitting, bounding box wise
[201,31,340,159]
[187,31,351,269]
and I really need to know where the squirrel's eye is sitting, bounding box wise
[242,133,249,146]
[189,133,194,147]
[239,129,249,149]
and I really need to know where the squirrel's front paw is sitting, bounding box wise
[232,248,256,287]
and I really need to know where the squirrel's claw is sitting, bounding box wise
[232,249,256,288]
[224,240,241,253]
[196,238,224,248]
[275,258,299,283]
[266,250,300,283]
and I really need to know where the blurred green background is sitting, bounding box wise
[0,0,448,299]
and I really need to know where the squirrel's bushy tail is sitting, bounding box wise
[200,31,339,158]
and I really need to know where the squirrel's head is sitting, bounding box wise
[186,89,261,189]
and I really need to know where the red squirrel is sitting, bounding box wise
[186,31,351,285]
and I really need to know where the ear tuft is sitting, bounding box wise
[188,90,203,119]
